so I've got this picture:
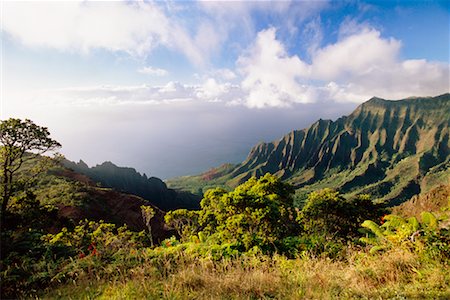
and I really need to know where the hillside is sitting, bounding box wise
[168,94,450,206]
[392,184,450,220]
[2,117,449,300]
[29,163,173,241]
[63,160,201,211]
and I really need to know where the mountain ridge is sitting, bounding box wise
[63,159,201,211]
[168,93,450,206]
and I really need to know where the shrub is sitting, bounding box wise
[165,174,301,255]
[298,189,384,240]
[360,212,450,260]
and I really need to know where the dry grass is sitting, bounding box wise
[41,248,450,300]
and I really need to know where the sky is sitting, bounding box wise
[1,0,449,179]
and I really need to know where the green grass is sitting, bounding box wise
[40,249,450,300]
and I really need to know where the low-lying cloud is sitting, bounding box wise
[13,87,355,179]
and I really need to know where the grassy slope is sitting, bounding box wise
[393,184,450,220]
[42,249,449,299]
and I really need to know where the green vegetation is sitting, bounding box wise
[167,94,450,206]
[2,170,449,298]
[166,174,300,254]
[141,205,156,247]
[361,212,449,258]
[0,118,60,230]
[1,114,449,299]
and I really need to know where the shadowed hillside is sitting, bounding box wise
[63,160,201,211]
[27,164,173,241]
[168,94,450,206]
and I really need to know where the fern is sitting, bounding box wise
[361,220,384,238]
[407,217,420,232]
[369,245,386,254]
[420,212,438,230]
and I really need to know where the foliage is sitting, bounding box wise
[360,212,450,259]
[1,219,148,298]
[166,174,300,254]
[0,118,60,230]
[298,189,384,240]
[164,208,200,241]
[42,220,147,260]
[2,170,449,298]
[141,205,155,246]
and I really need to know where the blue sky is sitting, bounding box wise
[2,0,449,178]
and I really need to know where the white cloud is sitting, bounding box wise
[213,69,237,81]
[35,79,244,107]
[138,66,169,77]
[311,29,400,81]
[237,27,449,107]
[238,28,310,108]
[3,1,205,65]
[195,78,243,102]
[5,0,447,110]
[32,24,448,110]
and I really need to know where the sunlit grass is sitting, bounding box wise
[41,248,450,300]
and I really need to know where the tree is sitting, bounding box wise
[0,118,61,229]
[141,205,156,247]
[166,174,300,252]
[298,189,384,239]
[164,208,200,241]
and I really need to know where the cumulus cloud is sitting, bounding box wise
[4,1,447,109]
[237,27,449,107]
[35,24,449,110]
[311,29,400,81]
[2,1,204,65]
[238,28,310,108]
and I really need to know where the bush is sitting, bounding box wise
[360,212,450,260]
[165,174,301,255]
[298,189,384,240]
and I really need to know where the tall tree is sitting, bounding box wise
[0,118,61,229]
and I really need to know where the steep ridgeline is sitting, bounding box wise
[168,94,450,206]
[63,160,201,211]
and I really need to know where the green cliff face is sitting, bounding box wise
[168,94,450,206]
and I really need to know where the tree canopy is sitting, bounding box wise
[166,173,300,252]
[298,189,384,239]
[0,118,61,229]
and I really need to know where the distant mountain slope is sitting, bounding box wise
[20,161,175,242]
[53,168,171,241]
[168,94,450,206]
[63,160,201,211]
